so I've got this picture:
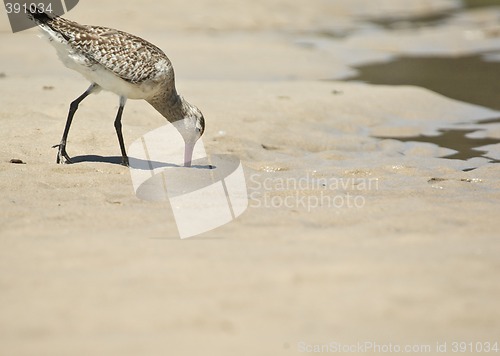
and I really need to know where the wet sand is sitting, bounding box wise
[1,1,499,355]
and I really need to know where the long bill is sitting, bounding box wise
[184,141,195,167]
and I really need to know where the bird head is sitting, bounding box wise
[147,93,205,167]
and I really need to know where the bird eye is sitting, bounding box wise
[196,115,205,135]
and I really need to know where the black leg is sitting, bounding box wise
[114,96,129,166]
[53,83,99,164]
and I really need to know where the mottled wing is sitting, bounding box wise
[48,17,170,84]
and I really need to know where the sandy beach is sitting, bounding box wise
[1,1,499,355]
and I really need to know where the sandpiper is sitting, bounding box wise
[27,7,205,167]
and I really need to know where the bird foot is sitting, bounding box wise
[52,144,73,164]
[121,156,129,167]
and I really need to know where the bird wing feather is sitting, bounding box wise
[48,17,171,84]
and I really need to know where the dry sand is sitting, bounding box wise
[1,1,499,355]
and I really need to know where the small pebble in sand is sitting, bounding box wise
[332,89,343,95]
[428,177,446,183]
[9,159,26,164]
[0,72,6,78]
[43,85,54,90]
[461,178,482,183]
[261,144,278,150]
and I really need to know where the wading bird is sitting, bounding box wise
[27,7,205,166]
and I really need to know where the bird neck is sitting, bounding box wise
[146,88,186,124]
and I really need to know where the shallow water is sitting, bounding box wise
[347,55,500,111]
[347,55,500,168]
[370,0,500,29]
[463,0,500,8]
[342,15,500,169]
[375,123,500,166]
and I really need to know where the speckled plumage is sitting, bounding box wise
[50,18,172,84]
[27,8,205,167]
[29,10,175,99]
